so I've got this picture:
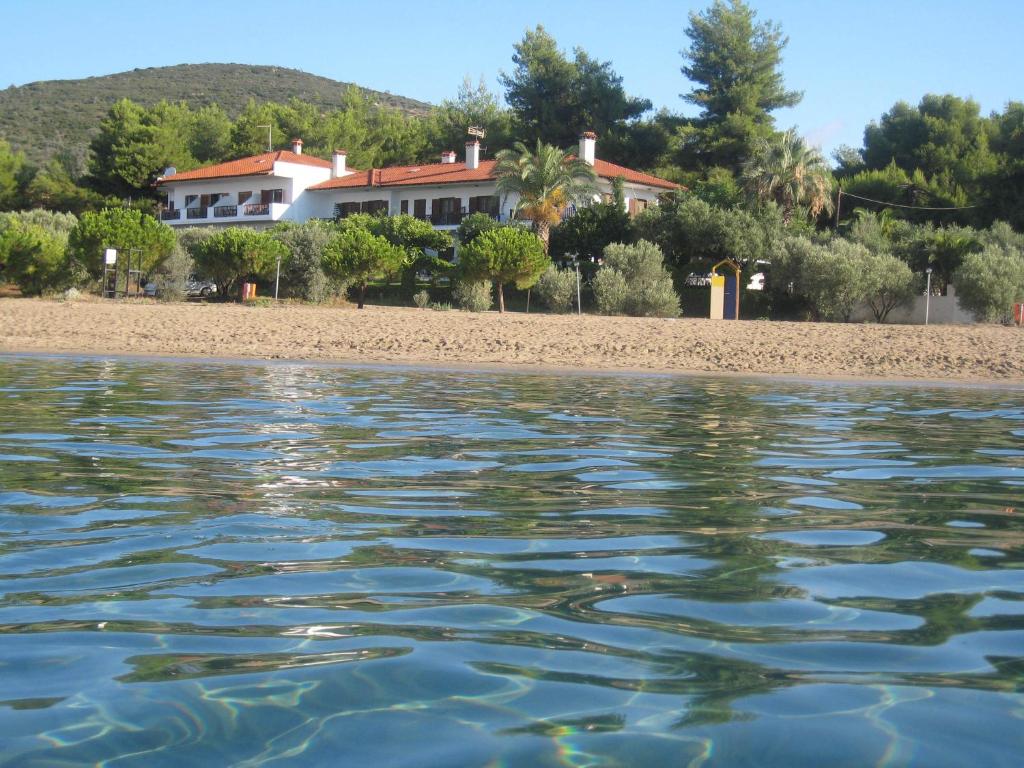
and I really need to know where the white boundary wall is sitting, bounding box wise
[851,285,978,325]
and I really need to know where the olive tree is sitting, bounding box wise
[860,252,918,322]
[954,245,1024,323]
[593,240,679,317]
[458,226,549,312]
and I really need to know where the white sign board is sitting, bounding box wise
[467,126,486,138]
[104,248,117,266]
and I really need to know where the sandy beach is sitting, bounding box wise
[1,297,1022,382]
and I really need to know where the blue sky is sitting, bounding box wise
[2,0,1020,158]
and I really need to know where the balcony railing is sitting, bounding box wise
[186,207,208,220]
[244,203,270,216]
[430,211,465,226]
[160,209,181,221]
[213,205,238,218]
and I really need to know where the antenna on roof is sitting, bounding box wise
[257,124,272,152]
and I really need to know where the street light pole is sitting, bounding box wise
[274,253,282,300]
[574,256,582,315]
[924,267,933,325]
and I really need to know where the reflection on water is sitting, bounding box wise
[0,356,1021,767]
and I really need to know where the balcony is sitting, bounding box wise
[430,211,465,226]
[214,205,238,218]
[160,209,181,221]
[245,203,271,216]
[186,207,208,220]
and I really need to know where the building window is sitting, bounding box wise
[400,200,408,214]
[239,191,252,205]
[413,199,426,220]
[261,189,284,204]
[362,200,388,215]
[334,202,361,219]
[184,194,198,208]
[468,195,499,217]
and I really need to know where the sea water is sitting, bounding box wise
[0,356,1021,766]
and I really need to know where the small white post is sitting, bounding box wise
[575,258,582,315]
[274,253,282,300]
[924,267,932,325]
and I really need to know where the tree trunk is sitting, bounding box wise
[497,282,505,313]
[357,282,366,309]
[535,221,550,254]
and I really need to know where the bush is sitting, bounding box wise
[68,207,175,280]
[954,245,1024,323]
[192,227,288,300]
[458,226,548,312]
[591,268,628,315]
[413,289,430,308]
[593,240,680,317]
[535,265,576,313]
[453,279,492,312]
[0,220,72,296]
[150,242,192,301]
[271,221,343,302]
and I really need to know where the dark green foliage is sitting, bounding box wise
[678,0,801,172]
[458,226,549,312]
[0,64,431,170]
[321,227,405,309]
[68,207,176,280]
[0,140,26,211]
[550,178,632,260]
[0,211,78,295]
[423,78,513,162]
[22,157,110,215]
[189,227,286,300]
[634,192,784,273]
[457,212,502,246]
[499,26,651,163]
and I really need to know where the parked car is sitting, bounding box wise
[186,276,217,298]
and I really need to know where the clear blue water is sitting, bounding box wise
[0,355,1022,767]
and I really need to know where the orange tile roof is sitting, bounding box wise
[308,158,679,192]
[155,150,331,185]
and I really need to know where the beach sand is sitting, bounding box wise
[1,297,1022,382]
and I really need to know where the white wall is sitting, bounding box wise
[851,285,979,325]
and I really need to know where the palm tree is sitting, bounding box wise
[742,129,834,224]
[493,140,598,252]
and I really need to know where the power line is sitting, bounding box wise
[839,190,978,211]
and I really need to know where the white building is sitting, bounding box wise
[155,133,679,231]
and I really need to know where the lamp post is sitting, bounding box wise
[274,252,282,300]
[572,255,582,315]
[924,267,933,325]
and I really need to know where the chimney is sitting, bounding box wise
[465,140,480,170]
[291,138,303,155]
[441,150,457,164]
[332,149,347,178]
[579,131,597,165]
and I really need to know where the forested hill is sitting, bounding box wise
[0,63,433,167]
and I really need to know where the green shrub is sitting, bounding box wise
[594,240,680,317]
[535,265,576,313]
[271,221,342,302]
[954,245,1024,323]
[0,220,71,296]
[591,269,628,315]
[453,279,492,312]
[150,242,192,301]
[192,227,288,300]
[413,289,430,308]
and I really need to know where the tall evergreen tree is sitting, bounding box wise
[678,0,801,172]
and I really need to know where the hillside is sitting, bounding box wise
[0,63,433,168]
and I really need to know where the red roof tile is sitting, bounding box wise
[308,158,679,192]
[156,150,331,185]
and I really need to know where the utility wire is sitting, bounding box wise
[839,190,978,211]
